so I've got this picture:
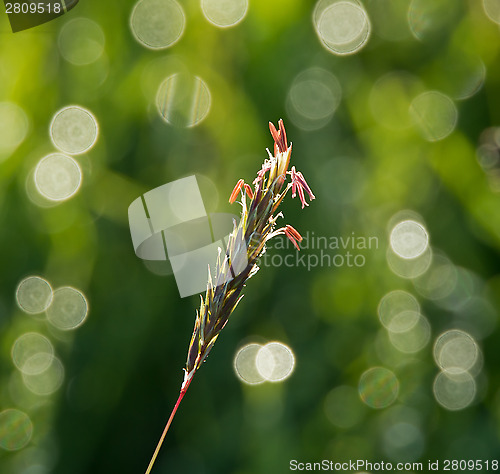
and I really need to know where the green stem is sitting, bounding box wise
[144,374,194,474]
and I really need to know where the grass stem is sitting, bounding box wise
[144,375,194,474]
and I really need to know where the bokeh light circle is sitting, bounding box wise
[388,313,431,354]
[435,51,486,101]
[412,253,457,301]
[386,246,433,279]
[408,0,461,41]
[455,296,497,341]
[382,421,425,462]
[477,143,499,171]
[143,259,174,277]
[46,287,88,330]
[34,154,82,202]
[435,267,480,311]
[433,371,476,411]
[378,290,420,329]
[434,330,479,374]
[0,101,29,156]
[390,220,429,259]
[324,385,365,428]
[0,409,33,451]
[50,106,98,155]
[201,0,248,28]
[233,343,265,385]
[483,0,500,25]
[156,73,211,127]
[386,210,426,235]
[410,91,458,142]
[386,310,420,333]
[16,276,53,314]
[314,0,371,55]
[256,342,295,382]
[359,367,399,409]
[58,18,105,66]
[286,68,342,131]
[22,356,65,396]
[130,0,185,50]
[12,333,54,375]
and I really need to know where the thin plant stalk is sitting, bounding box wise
[144,119,315,474]
[144,374,194,474]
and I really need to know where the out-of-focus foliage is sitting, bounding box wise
[1,0,500,472]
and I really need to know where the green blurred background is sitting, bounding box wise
[2,0,500,472]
